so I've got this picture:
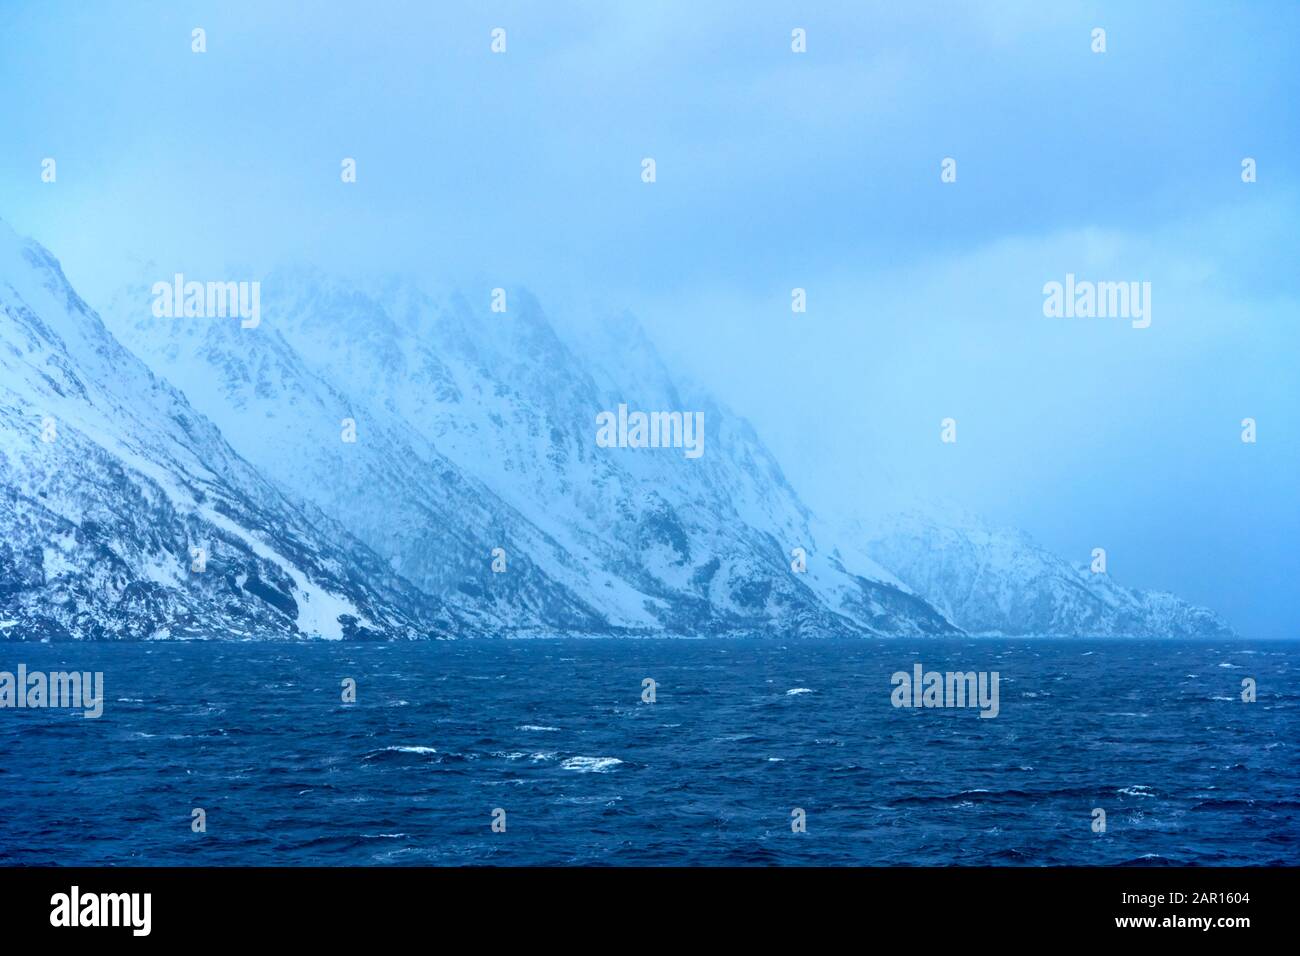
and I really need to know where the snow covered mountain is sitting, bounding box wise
[100,274,612,636]
[104,268,957,637]
[855,507,1236,638]
[1,217,1237,641]
[0,220,458,641]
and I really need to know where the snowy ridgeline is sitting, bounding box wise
[0,220,1234,640]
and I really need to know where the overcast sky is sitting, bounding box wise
[2,0,1296,636]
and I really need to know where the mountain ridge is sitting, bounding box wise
[0,221,1238,640]
[0,219,459,641]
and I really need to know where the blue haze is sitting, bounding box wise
[0,1,1297,636]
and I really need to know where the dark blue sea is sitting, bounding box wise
[1,638,1296,866]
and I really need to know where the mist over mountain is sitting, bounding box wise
[854,506,1236,639]
[1,221,1235,640]
[103,265,957,637]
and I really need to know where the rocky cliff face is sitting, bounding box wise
[0,220,457,640]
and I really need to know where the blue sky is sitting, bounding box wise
[1,1,1297,635]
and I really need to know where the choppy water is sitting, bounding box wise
[0,638,1296,865]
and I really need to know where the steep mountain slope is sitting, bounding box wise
[84,254,1236,642]
[856,507,1236,638]
[107,269,957,637]
[265,276,965,636]
[0,220,456,641]
[102,276,614,635]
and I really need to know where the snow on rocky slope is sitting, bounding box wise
[3,217,1235,641]
[106,268,957,637]
[855,506,1235,638]
[0,220,456,640]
